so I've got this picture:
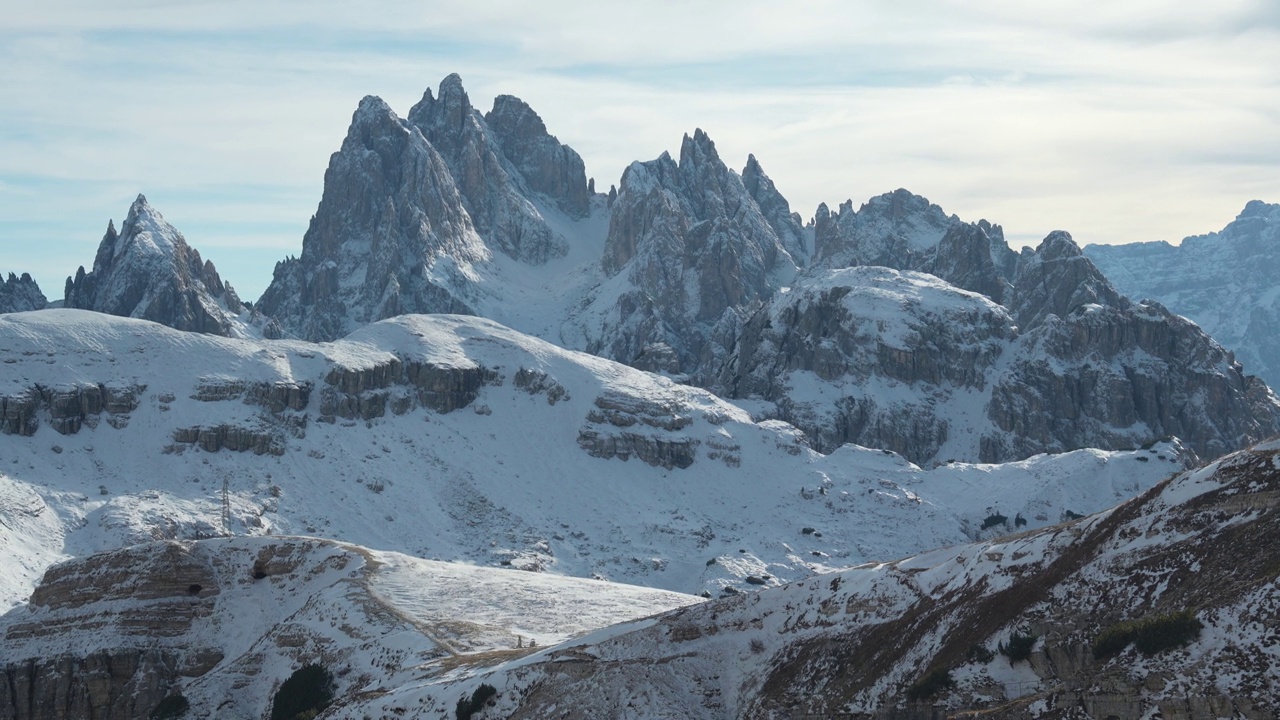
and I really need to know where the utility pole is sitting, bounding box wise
[221,477,231,536]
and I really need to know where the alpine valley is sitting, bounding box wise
[1,75,1277,720]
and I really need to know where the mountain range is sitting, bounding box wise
[1085,200,1280,392]
[1,74,1278,719]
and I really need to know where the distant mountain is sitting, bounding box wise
[585,129,805,376]
[718,226,1280,464]
[0,272,46,313]
[1085,200,1280,390]
[62,195,256,337]
[256,75,599,342]
[246,76,1280,466]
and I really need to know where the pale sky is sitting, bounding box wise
[2,1,1278,300]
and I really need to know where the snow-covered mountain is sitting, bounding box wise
[1085,200,1280,391]
[0,310,1185,613]
[61,195,258,337]
[7,441,1273,720]
[255,75,601,342]
[239,74,1280,467]
[356,440,1280,719]
[585,129,804,376]
[718,235,1280,464]
[0,535,700,719]
[0,272,46,313]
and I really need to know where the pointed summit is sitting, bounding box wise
[592,129,802,376]
[256,89,489,342]
[742,153,807,264]
[485,93,591,217]
[1009,230,1124,329]
[63,196,246,335]
[407,74,568,264]
[0,270,47,313]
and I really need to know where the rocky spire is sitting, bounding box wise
[485,94,592,218]
[256,95,489,342]
[0,271,47,313]
[62,195,245,335]
[589,128,802,376]
[742,153,808,265]
[407,74,568,264]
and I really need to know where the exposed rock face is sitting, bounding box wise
[0,541,223,720]
[918,219,1018,304]
[0,538,391,720]
[407,74,570,263]
[62,196,246,336]
[812,188,958,270]
[985,299,1278,464]
[588,130,802,375]
[742,154,808,265]
[0,272,47,313]
[1085,200,1280,389]
[577,391,701,469]
[720,267,1017,461]
[256,96,489,342]
[719,233,1280,464]
[0,383,143,437]
[484,94,591,218]
[1009,230,1126,330]
[258,75,594,342]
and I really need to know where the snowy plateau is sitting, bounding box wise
[1,74,1278,720]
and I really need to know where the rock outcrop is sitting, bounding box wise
[62,196,248,336]
[0,383,143,437]
[585,130,803,376]
[255,95,489,342]
[719,232,1280,464]
[1085,199,1280,390]
[0,272,47,313]
[258,75,594,342]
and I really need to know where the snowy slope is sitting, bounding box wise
[0,535,699,718]
[0,310,1182,612]
[347,440,1280,719]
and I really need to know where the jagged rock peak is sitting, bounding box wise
[1239,198,1280,220]
[404,74,569,264]
[742,153,808,264]
[1009,230,1125,330]
[591,127,802,377]
[813,188,958,269]
[255,88,492,342]
[1035,229,1083,260]
[63,196,245,336]
[408,73,472,131]
[484,93,591,217]
[680,128,720,166]
[0,271,47,313]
